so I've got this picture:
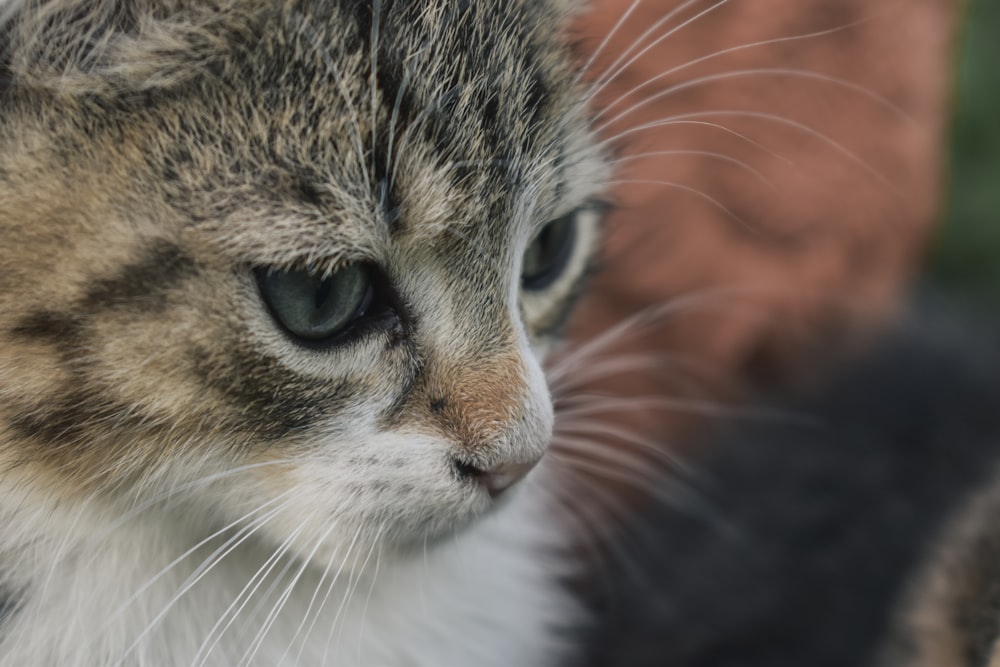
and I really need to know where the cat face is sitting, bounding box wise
[0,0,606,564]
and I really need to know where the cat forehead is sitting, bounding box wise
[4,0,601,250]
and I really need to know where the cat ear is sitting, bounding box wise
[0,0,218,95]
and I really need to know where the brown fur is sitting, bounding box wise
[0,0,603,511]
[884,472,1000,667]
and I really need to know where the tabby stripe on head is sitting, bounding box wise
[7,240,195,448]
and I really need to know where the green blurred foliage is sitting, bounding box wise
[931,0,1000,294]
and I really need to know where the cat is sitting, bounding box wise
[1,0,978,665]
[0,0,609,664]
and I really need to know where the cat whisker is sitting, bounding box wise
[584,117,794,167]
[100,457,309,539]
[591,12,903,124]
[191,510,312,667]
[596,108,903,198]
[531,478,616,558]
[114,490,300,666]
[295,521,366,665]
[553,421,687,474]
[275,524,347,666]
[240,507,344,667]
[549,349,736,404]
[552,431,684,480]
[549,447,677,504]
[573,0,644,90]
[545,292,739,384]
[596,67,911,135]
[583,0,734,106]
[357,533,385,666]
[605,149,777,191]
[534,468,656,587]
[548,352,679,394]
[239,548,303,662]
[606,177,748,226]
[561,394,816,427]
[325,522,385,663]
[105,487,300,628]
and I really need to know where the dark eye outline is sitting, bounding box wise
[521,211,579,292]
[254,262,401,349]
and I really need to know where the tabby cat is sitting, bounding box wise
[0,0,607,664]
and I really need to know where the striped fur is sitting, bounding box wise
[0,1,607,664]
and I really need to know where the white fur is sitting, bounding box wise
[0,463,573,666]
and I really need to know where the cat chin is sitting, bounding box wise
[236,489,493,575]
[257,475,537,577]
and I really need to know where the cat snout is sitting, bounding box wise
[454,455,542,498]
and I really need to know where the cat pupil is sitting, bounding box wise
[522,213,578,291]
[256,263,371,342]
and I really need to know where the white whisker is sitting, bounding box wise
[606,149,777,191]
[585,0,733,105]
[191,513,310,667]
[595,67,911,135]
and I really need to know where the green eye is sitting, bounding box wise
[256,262,374,342]
[521,213,577,291]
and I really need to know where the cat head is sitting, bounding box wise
[0,0,606,563]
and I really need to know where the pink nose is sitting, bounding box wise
[480,459,541,497]
[456,457,541,498]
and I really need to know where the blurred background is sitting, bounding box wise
[932,0,1000,298]
[557,0,999,528]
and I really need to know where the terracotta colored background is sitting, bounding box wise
[559,0,960,457]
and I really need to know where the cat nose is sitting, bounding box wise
[454,456,541,498]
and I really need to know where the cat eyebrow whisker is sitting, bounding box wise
[604,149,776,191]
[547,286,793,383]
[594,67,912,135]
[573,0,644,90]
[573,118,790,167]
[582,0,734,108]
[592,109,902,199]
[590,17,896,126]
[606,177,747,227]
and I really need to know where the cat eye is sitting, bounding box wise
[256,262,376,343]
[521,213,578,291]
